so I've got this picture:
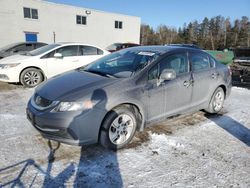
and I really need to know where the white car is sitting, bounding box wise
[0,43,110,87]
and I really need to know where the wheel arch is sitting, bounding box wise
[98,102,145,142]
[218,84,227,99]
[19,66,46,82]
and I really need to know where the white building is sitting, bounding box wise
[0,0,141,48]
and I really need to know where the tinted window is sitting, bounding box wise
[106,43,121,51]
[81,50,159,78]
[57,46,78,57]
[209,57,216,68]
[30,44,60,56]
[43,50,56,58]
[190,53,210,71]
[115,21,123,29]
[34,43,46,49]
[23,7,38,19]
[13,44,32,52]
[160,53,188,75]
[148,64,159,81]
[31,9,38,19]
[80,46,98,55]
[76,15,86,25]
[23,8,30,18]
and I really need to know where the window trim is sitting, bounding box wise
[115,20,123,29]
[23,7,38,20]
[76,15,87,25]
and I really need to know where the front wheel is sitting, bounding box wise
[99,106,137,150]
[20,68,43,88]
[205,87,225,114]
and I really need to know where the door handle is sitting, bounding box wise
[211,73,219,79]
[183,80,191,87]
[183,80,194,88]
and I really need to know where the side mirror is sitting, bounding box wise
[54,53,63,58]
[157,69,176,86]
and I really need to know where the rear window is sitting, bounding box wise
[190,53,210,72]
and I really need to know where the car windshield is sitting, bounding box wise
[0,43,21,52]
[106,43,121,51]
[79,49,159,78]
[26,44,60,56]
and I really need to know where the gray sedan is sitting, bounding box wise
[27,46,232,150]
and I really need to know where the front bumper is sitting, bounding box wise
[26,100,107,146]
[0,68,20,82]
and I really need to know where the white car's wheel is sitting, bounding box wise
[20,68,43,88]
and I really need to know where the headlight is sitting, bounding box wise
[0,63,20,69]
[51,100,98,112]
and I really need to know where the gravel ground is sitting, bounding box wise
[0,82,249,187]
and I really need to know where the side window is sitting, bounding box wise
[209,57,216,68]
[190,53,210,72]
[148,64,159,81]
[159,53,188,75]
[97,49,104,55]
[42,50,56,58]
[79,46,100,56]
[57,46,78,57]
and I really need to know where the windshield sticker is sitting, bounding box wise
[138,52,156,56]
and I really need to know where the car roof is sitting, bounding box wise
[55,42,106,49]
[126,45,202,54]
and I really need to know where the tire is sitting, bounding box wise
[20,68,43,88]
[205,87,225,114]
[99,106,137,150]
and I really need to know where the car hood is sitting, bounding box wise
[35,70,118,101]
[0,54,33,64]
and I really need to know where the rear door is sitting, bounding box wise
[78,45,104,67]
[189,51,218,106]
[146,52,193,122]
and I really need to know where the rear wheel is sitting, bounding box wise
[205,87,225,113]
[99,106,137,150]
[20,68,43,88]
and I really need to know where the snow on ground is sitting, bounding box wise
[0,85,249,187]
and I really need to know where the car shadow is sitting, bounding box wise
[0,88,123,187]
[0,142,123,187]
[71,88,123,187]
[205,113,250,147]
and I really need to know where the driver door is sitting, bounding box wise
[146,52,193,123]
[45,45,80,78]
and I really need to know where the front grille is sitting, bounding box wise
[31,94,59,111]
[34,94,52,107]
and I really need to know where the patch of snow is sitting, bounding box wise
[0,87,249,187]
